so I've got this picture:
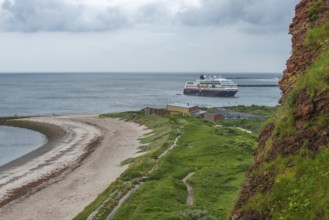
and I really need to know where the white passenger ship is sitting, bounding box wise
[183,75,238,97]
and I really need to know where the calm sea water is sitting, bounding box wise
[0,72,281,166]
[0,72,281,117]
[0,126,46,166]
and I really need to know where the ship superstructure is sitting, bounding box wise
[183,75,238,97]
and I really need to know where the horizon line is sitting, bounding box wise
[0,71,282,74]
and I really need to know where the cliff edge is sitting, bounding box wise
[232,0,329,219]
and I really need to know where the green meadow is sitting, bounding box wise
[75,106,275,220]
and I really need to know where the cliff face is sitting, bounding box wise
[232,0,329,219]
[281,0,329,103]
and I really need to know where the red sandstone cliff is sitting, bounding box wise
[232,0,329,219]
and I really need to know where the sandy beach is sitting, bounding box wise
[0,115,147,220]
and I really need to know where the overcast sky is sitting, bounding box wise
[0,0,299,73]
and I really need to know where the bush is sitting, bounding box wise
[179,209,217,220]
[309,0,322,21]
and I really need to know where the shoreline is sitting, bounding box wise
[0,121,65,173]
[0,114,148,220]
[0,116,102,207]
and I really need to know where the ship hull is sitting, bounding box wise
[183,89,238,97]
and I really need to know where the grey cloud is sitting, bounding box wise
[0,0,299,33]
[177,0,299,33]
[0,0,130,32]
[135,2,171,24]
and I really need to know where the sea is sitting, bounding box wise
[0,126,47,166]
[0,72,281,166]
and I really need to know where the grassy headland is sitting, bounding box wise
[74,106,276,220]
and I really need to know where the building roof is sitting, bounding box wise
[145,106,168,111]
[191,110,207,116]
[211,109,236,117]
[167,103,198,109]
[210,108,264,119]
[203,112,220,117]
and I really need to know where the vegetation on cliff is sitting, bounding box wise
[232,0,329,219]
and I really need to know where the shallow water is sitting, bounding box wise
[0,126,47,166]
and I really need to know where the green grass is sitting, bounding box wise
[111,116,257,220]
[305,20,329,47]
[120,157,136,166]
[245,147,329,219]
[219,119,264,134]
[295,49,329,98]
[301,20,329,98]
[75,106,275,220]
[271,105,296,139]
[222,105,279,118]
[309,0,323,21]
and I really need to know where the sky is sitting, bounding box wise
[0,0,299,73]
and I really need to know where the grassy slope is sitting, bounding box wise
[110,115,258,220]
[112,119,256,220]
[240,19,329,219]
[75,106,274,220]
[245,148,329,219]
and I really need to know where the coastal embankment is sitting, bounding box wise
[0,115,147,220]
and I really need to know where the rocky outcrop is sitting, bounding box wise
[281,0,329,103]
[232,0,329,219]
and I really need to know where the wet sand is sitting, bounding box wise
[0,115,147,220]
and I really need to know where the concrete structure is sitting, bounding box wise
[167,103,199,116]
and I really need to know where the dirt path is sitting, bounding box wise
[182,172,195,206]
[105,184,141,220]
[236,127,253,134]
[0,115,147,220]
[148,134,181,174]
[104,134,182,220]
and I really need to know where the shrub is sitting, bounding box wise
[178,209,217,220]
[309,0,322,21]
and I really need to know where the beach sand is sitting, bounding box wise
[0,115,147,220]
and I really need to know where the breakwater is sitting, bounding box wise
[238,84,278,87]
[0,116,25,123]
[0,115,46,124]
